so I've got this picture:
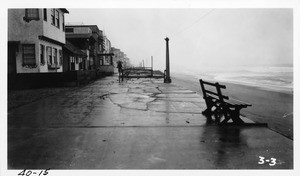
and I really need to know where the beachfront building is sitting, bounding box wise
[85,25,104,70]
[102,36,112,65]
[65,25,96,70]
[65,25,114,75]
[97,35,114,75]
[62,41,87,71]
[8,8,69,74]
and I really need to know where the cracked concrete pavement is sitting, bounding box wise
[7,75,293,169]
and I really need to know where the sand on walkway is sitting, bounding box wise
[172,73,293,139]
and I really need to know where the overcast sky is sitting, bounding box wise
[65,8,293,72]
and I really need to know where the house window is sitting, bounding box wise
[43,8,47,21]
[24,9,39,22]
[70,56,75,63]
[59,49,62,65]
[53,48,58,65]
[70,56,75,71]
[55,10,60,28]
[51,9,55,25]
[47,46,52,64]
[22,44,36,66]
[40,44,45,65]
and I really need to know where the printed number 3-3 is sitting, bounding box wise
[258,156,277,166]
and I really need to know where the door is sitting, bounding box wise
[8,42,17,75]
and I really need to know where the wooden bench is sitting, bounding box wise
[199,79,252,125]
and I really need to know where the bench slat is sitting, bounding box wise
[224,101,251,107]
[200,79,226,89]
[225,101,251,107]
[206,96,251,107]
[205,90,229,100]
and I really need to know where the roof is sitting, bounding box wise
[59,8,69,14]
[38,35,64,46]
[66,25,103,35]
[66,25,98,30]
[63,41,87,57]
[85,25,100,32]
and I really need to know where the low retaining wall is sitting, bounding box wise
[97,65,114,76]
[8,70,97,90]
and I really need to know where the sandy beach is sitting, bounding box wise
[172,72,293,139]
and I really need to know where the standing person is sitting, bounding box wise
[117,61,123,74]
[117,61,123,82]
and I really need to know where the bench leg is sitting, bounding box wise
[202,98,216,116]
[231,108,245,124]
[220,107,244,125]
[202,108,212,116]
[220,111,231,124]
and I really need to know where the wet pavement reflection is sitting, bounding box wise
[8,76,293,169]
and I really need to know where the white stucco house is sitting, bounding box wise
[8,8,69,74]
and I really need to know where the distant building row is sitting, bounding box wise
[8,8,130,77]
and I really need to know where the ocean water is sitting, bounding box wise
[177,66,293,93]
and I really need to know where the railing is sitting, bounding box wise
[118,67,164,82]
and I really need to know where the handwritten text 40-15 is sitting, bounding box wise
[18,169,50,176]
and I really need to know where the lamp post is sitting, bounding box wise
[164,37,171,83]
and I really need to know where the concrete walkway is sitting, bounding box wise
[8,75,293,169]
